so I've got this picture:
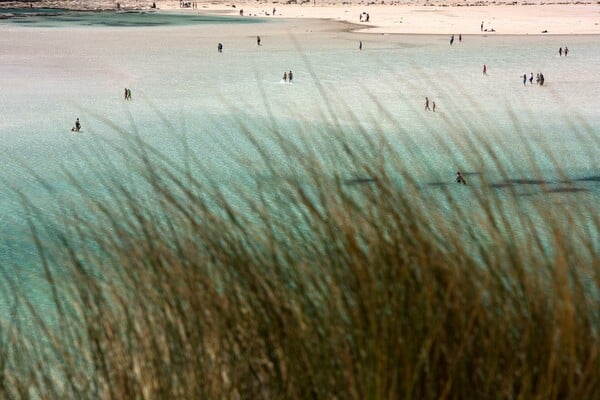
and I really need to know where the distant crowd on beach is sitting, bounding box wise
[180,1,197,9]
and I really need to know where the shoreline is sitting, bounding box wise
[1,1,600,35]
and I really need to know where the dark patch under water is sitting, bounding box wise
[574,175,600,183]
[544,187,589,194]
[0,8,264,27]
[344,177,377,185]
[491,179,550,189]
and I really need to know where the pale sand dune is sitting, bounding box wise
[3,1,600,35]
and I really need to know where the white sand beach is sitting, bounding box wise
[5,1,599,35]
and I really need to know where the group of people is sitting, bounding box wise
[449,33,462,45]
[559,46,569,57]
[522,72,545,86]
[480,20,496,32]
[282,70,294,83]
[424,96,436,112]
[180,1,197,9]
[123,88,132,100]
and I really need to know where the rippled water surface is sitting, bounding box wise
[0,14,598,311]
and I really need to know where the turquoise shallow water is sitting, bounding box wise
[0,14,598,318]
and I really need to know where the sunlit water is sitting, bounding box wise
[0,11,598,319]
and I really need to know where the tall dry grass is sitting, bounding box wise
[1,105,599,400]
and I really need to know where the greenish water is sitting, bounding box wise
[0,17,598,326]
[0,8,263,27]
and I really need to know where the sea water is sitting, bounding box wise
[0,11,599,318]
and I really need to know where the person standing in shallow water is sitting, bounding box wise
[288,70,293,83]
[283,72,287,83]
[425,96,430,111]
[257,36,261,46]
[523,74,527,86]
[483,64,487,75]
[450,34,454,45]
[432,101,436,112]
[72,118,81,132]
[359,40,362,50]
[559,47,562,56]
[217,43,223,53]
[564,46,569,57]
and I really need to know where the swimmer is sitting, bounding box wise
[455,172,466,185]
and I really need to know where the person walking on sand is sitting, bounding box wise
[456,172,466,185]
[359,40,362,50]
[288,70,293,83]
[425,96,430,111]
[459,33,462,42]
[483,64,487,75]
